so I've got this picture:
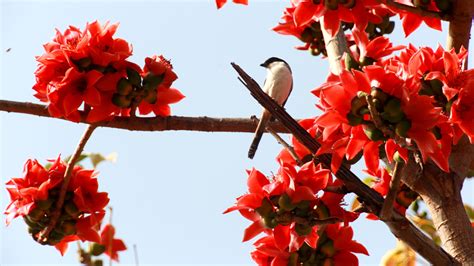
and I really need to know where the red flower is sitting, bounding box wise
[100,224,127,261]
[215,0,248,9]
[392,0,442,37]
[138,55,185,116]
[292,0,387,37]
[4,156,109,253]
[324,223,369,264]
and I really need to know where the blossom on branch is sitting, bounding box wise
[33,21,184,122]
[4,156,109,255]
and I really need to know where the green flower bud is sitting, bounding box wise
[395,119,411,138]
[300,28,316,43]
[382,98,404,123]
[295,223,313,236]
[347,113,363,126]
[350,96,368,116]
[37,199,54,210]
[278,194,296,211]
[144,90,158,104]
[256,198,273,217]
[364,124,386,141]
[23,216,41,229]
[90,242,107,256]
[28,208,45,222]
[126,68,142,87]
[117,78,133,96]
[64,202,80,218]
[144,73,165,89]
[48,230,65,245]
[315,204,330,219]
[263,215,278,229]
[112,93,132,108]
[384,21,395,34]
[370,87,389,104]
[429,79,443,95]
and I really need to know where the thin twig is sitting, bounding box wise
[251,116,302,165]
[380,161,404,220]
[381,0,451,21]
[133,244,139,266]
[0,99,290,133]
[38,124,97,244]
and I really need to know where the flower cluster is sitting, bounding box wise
[33,21,184,122]
[225,162,367,265]
[312,45,473,175]
[4,157,123,257]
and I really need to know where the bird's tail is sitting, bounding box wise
[248,111,271,159]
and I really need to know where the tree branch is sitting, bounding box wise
[0,99,289,133]
[446,0,473,54]
[38,124,97,244]
[231,62,456,265]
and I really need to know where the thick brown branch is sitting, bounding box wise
[231,62,456,265]
[382,0,450,21]
[0,99,289,133]
[446,0,473,55]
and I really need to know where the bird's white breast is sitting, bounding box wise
[263,61,293,105]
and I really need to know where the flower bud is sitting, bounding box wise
[117,78,133,96]
[90,242,107,256]
[395,119,411,138]
[315,204,330,219]
[393,151,404,163]
[263,215,278,229]
[346,113,363,126]
[256,198,273,218]
[363,124,385,141]
[28,208,46,222]
[295,223,312,236]
[144,90,158,104]
[278,194,296,211]
[382,98,404,123]
[37,199,54,210]
[126,68,142,87]
[143,73,165,89]
[384,21,395,34]
[350,96,368,116]
[64,202,80,218]
[76,57,92,69]
[370,87,389,104]
[112,93,132,108]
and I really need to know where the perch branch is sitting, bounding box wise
[381,0,451,21]
[0,99,289,133]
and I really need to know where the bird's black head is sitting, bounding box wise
[260,57,288,68]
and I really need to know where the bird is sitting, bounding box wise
[248,57,293,159]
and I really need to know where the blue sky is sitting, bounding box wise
[1,1,472,265]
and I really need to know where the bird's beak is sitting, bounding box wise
[259,63,266,67]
